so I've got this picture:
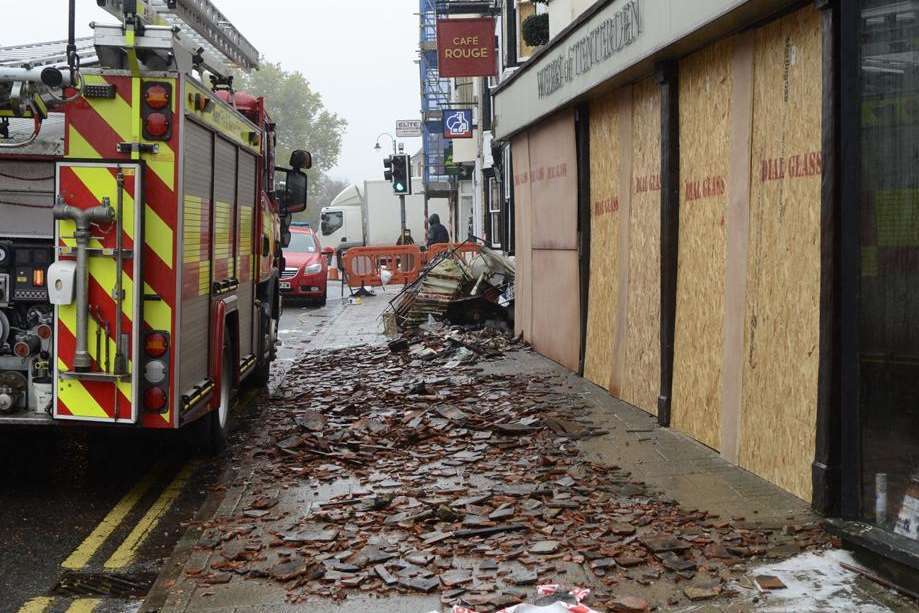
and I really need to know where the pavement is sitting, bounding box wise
[140,281,919,613]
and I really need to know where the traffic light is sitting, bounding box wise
[391,154,411,195]
[383,155,393,182]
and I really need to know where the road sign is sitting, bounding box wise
[443,109,473,139]
[396,120,423,138]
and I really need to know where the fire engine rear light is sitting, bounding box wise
[36,324,52,340]
[33,269,45,287]
[144,84,170,110]
[144,387,167,411]
[145,113,170,139]
[145,359,167,384]
[145,332,168,358]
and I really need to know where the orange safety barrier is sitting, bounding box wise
[424,242,481,266]
[342,245,424,288]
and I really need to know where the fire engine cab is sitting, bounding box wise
[0,0,308,450]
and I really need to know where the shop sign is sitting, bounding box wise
[395,120,422,138]
[437,18,497,78]
[537,0,642,98]
[443,109,474,139]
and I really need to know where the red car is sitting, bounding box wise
[281,225,329,305]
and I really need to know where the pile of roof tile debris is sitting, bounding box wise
[185,329,833,611]
[388,245,515,332]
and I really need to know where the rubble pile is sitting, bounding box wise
[187,329,832,611]
[390,246,515,332]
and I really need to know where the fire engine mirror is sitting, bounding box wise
[289,150,312,170]
[284,170,308,214]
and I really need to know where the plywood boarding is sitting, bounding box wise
[671,38,735,451]
[583,94,622,389]
[611,88,634,397]
[527,110,581,370]
[532,249,581,370]
[511,133,533,340]
[529,110,579,251]
[622,78,662,415]
[740,5,822,501]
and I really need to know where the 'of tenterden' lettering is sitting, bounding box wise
[537,0,642,99]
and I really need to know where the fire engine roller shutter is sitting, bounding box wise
[511,110,580,371]
[213,137,237,282]
[738,6,822,501]
[0,160,55,237]
[180,121,213,395]
[237,150,256,359]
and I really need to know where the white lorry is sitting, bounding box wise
[320,179,451,249]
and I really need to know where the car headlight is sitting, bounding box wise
[304,263,322,274]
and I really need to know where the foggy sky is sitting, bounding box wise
[2,0,424,185]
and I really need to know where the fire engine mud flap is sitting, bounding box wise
[53,162,144,423]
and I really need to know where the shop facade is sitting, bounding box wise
[493,0,919,575]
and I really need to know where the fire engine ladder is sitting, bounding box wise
[0,38,98,145]
[95,0,260,75]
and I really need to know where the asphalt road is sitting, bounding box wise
[0,287,334,613]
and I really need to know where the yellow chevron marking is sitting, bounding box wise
[78,75,176,187]
[71,166,136,242]
[148,158,175,190]
[82,75,133,146]
[67,124,100,159]
[56,376,109,419]
[18,597,53,613]
[143,282,172,332]
[146,205,174,269]
[65,600,101,613]
[105,463,195,569]
[61,464,164,570]
[56,316,113,420]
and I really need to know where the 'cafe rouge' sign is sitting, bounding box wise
[537,0,642,98]
[437,18,497,78]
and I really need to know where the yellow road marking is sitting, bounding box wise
[105,463,195,569]
[65,599,101,613]
[18,597,53,613]
[61,465,164,569]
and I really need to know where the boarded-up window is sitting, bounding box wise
[739,5,822,501]
[512,111,580,371]
[583,94,623,390]
[622,79,662,415]
[672,38,734,452]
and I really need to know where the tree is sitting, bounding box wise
[237,61,347,194]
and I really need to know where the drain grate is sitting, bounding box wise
[53,570,156,598]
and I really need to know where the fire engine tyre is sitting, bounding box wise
[251,315,277,387]
[195,350,232,455]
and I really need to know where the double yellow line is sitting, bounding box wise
[18,462,196,613]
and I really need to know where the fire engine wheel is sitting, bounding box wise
[195,350,232,455]
[251,316,276,387]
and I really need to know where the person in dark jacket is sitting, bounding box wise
[426,213,450,246]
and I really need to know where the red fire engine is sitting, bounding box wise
[0,0,309,450]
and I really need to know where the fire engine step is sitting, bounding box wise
[52,570,156,598]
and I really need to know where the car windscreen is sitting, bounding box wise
[285,231,318,253]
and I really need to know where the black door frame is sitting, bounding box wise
[576,103,591,377]
[837,0,862,520]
